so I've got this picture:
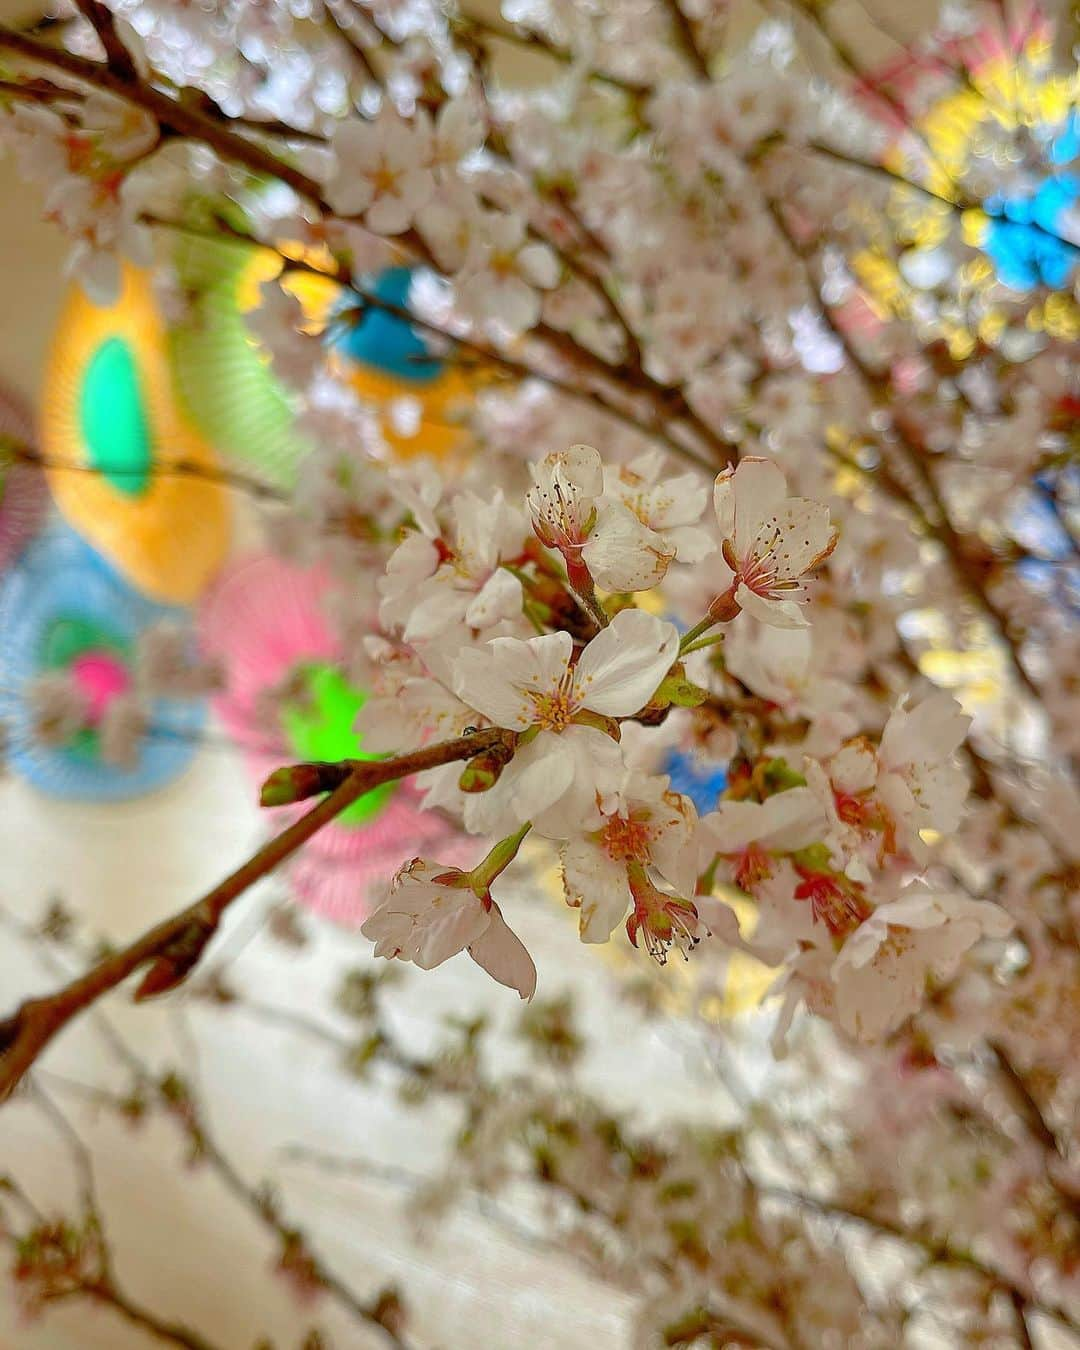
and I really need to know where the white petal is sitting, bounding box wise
[452,631,572,728]
[758,499,836,580]
[467,731,577,835]
[562,837,631,942]
[735,583,809,628]
[722,457,788,555]
[581,501,675,592]
[573,608,679,717]
[464,568,523,629]
[468,901,537,999]
[665,523,717,564]
[530,726,625,838]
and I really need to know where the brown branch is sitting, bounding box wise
[0,26,736,473]
[759,1185,1079,1339]
[323,0,383,88]
[989,1041,1063,1160]
[2,437,288,503]
[661,0,711,79]
[71,0,138,82]
[0,728,513,1105]
[455,12,650,98]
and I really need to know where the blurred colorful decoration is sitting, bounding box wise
[199,554,473,925]
[849,11,1080,359]
[663,746,728,816]
[39,264,231,605]
[0,383,49,573]
[168,233,318,490]
[0,525,205,801]
[170,233,473,480]
[329,266,474,461]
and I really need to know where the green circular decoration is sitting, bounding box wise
[79,337,151,496]
[280,663,395,826]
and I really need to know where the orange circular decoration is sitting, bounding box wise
[40,264,231,605]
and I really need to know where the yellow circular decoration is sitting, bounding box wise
[41,264,231,605]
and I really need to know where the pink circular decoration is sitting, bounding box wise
[70,650,132,725]
[200,554,476,927]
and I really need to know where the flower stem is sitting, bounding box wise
[679,616,717,651]
[466,822,533,893]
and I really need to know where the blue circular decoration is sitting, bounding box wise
[0,525,206,800]
[330,267,444,385]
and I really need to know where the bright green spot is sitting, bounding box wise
[280,664,394,826]
[40,616,129,671]
[79,337,152,495]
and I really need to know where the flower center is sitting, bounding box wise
[601,814,652,862]
[527,675,577,732]
[731,841,772,892]
[794,866,871,938]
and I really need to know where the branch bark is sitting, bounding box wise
[0,728,513,1106]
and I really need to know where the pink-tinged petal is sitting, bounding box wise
[365,193,414,236]
[464,568,523,629]
[466,731,577,836]
[562,836,632,942]
[360,876,490,969]
[581,502,674,592]
[735,583,809,628]
[452,630,573,729]
[467,901,537,999]
[649,472,711,531]
[703,788,825,854]
[755,499,837,580]
[730,457,788,556]
[574,608,679,717]
[712,466,737,541]
[665,523,716,564]
[648,794,698,897]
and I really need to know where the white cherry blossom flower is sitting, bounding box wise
[81,93,158,162]
[561,772,697,943]
[378,488,529,643]
[701,786,826,893]
[525,443,602,592]
[876,692,971,863]
[452,608,679,838]
[710,457,837,627]
[452,212,559,334]
[325,109,435,235]
[723,621,858,753]
[361,857,536,999]
[579,449,715,593]
[830,885,1013,1041]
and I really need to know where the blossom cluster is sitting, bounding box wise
[355,446,1011,1048]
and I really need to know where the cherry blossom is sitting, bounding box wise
[580,448,715,593]
[710,457,838,627]
[361,856,536,999]
[701,786,826,893]
[451,608,679,837]
[324,108,435,235]
[452,212,559,334]
[830,885,1013,1041]
[561,772,697,944]
[378,487,529,644]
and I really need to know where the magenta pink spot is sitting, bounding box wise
[70,651,131,726]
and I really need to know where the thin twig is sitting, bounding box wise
[0,728,513,1104]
